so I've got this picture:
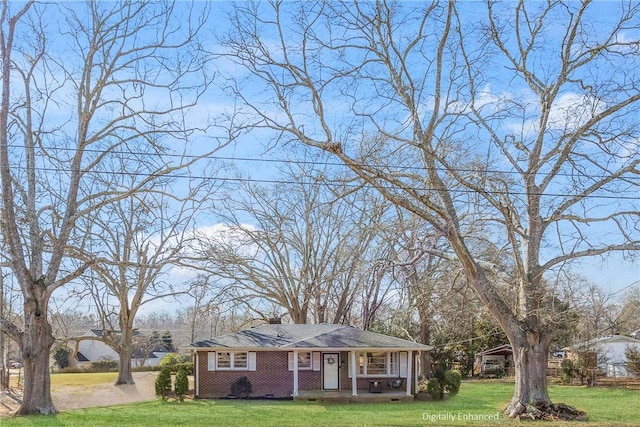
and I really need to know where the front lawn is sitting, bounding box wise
[2,381,638,426]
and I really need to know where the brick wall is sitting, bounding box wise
[196,350,416,398]
[196,350,321,398]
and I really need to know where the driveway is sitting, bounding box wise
[1,371,158,417]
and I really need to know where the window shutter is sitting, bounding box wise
[288,352,294,371]
[312,352,321,371]
[399,351,408,377]
[208,352,216,371]
[248,352,257,371]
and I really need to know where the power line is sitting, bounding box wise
[7,143,640,182]
[9,164,639,200]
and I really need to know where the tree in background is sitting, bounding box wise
[81,185,209,385]
[220,1,639,417]
[625,346,640,378]
[0,0,216,413]
[198,159,392,324]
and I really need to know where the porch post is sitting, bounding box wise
[350,350,358,396]
[406,350,413,396]
[194,351,199,397]
[293,350,299,397]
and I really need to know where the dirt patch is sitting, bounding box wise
[0,371,158,417]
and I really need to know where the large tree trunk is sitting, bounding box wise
[115,322,135,385]
[16,304,56,415]
[116,345,135,385]
[505,331,552,418]
[418,307,431,378]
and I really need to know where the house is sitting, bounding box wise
[186,323,432,401]
[567,335,640,377]
[473,344,513,376]
[68,330,171,368]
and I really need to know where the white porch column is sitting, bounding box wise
[350,350,358,396]
[406,350,413,396]
[293,350,299,397]
[194,351,199,397]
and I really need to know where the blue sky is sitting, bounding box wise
[5,1,638,320]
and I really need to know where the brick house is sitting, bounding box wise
[187,323,432,400]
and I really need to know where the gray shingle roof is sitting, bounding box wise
[188,323,431,350]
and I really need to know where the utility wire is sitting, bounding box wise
[7,143,640,181]
[8,165,639,201]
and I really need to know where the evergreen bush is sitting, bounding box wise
[155,367,172,400]
[230,376,252,398]
[426,378,443,400]
[444,370,462,395]
[174,366,189,402]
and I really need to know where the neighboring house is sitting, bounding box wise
[473,344,513,376]
[69,330,170,368]
[186,323,432,400]
[567,335,640,377]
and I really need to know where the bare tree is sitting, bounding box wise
[79,181,207,385]
[0,0,217,414]
[198,161,390,324]
[219,1,640,417]
[181,275,219,343]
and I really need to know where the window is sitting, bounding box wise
[288,351,313,370]
[208,351,256,371]
[234,352,248,369]
[217,352,231,369]
[298,352,311,369]
[367,352,386,375]
[355,351,400,377]
[217,352,247,370]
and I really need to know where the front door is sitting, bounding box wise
[323,353,339,390]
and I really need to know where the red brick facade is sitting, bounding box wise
[196,350,416,399]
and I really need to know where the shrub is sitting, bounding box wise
[230,376,252,399]
[155,367,172,400]
[176,362,194,376]
[426,378,443,400]
[444,370,462,395]
[53,347,71,369]
[174,366,189,402]
[625,346,640,377]
[561,359,576,384]
[56,367,87,374]
[159,353,192,374]
[89,359,118,372]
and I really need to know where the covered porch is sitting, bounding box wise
[289,349,418,399]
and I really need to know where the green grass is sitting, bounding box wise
[50,372,120,389]
[2,381,639,426]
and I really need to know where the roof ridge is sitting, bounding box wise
[280,324,348,348]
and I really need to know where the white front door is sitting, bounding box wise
[323,353,339,390]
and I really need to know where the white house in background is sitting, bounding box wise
[68,330,171,368]
[569,335,640,377]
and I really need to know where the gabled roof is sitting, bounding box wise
[572,335,640,349]
[75,351,89,362]
[476,344,512,357]
[187,323,432,351]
